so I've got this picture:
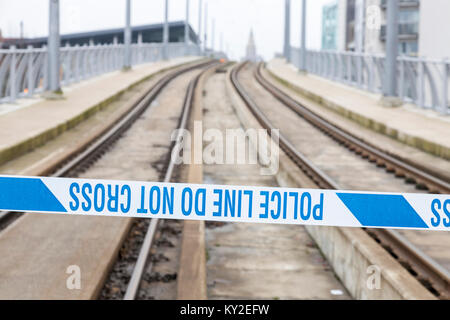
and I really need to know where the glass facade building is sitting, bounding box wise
[322,1,339,50]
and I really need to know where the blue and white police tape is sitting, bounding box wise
[0,175,449,231]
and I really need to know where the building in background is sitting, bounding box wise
[245,29,258,62]
[336,0,420,55]
[321,1,338,50]
[0,21,198,49]
[380,0,420,55]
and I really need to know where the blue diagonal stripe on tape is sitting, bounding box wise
[0,177,66,212]
[336,193,428,228]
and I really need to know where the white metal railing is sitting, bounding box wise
[290,47,450,114]
[0,42,200,103]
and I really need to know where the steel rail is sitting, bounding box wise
[0,60,214,231]
[230,61,450,299]
[255,63,450,194]
[123,62,219,300]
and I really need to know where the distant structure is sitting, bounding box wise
[0,21,198,49]
[245,29,258,62]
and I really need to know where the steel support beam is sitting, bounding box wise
[283,0,291,61]
[383,0,399,97]
[124,0,132,69]
[185,0,190,45]
[204,2,208,54]
[198,0,202,49]
[48,0,61,92]
[163,0,169,60]
[211,19,215,51]
[300,0,307,71]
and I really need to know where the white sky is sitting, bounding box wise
[0,0,331,60]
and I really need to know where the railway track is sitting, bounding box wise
[230,61,450,299]
[123,63,217,300]
[0,60,213,231]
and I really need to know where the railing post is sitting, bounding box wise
[357,54,363,88]
[399,59,404,99]
[417,61,425,108]
[442,61,448,114]
[63,43,71,84]
[9,45,17,102]
[347,54,351,84]
[43,45,49,90]
[81,44,87,79]
[27,45,34,96]
[137,33,143,64]
[74,44,81,82]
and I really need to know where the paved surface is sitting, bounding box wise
[267,58,450,160]
[203,68,350,300]
[0,56,200,166]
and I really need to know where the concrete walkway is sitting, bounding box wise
[267,58,450,160]
[0,56,201,166]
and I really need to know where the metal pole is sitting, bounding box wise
[185,0,190,55]
[163,0,169,60]
[198,0,202,48]
[48,0,60,92]
[204,2,208,53]
[300,0,306,71]
[383,0,399,97]
[124,0,131,69]
[283,0,291,61]
[211,19,215,51]
[355,0,365,87]
[185,0,190,45]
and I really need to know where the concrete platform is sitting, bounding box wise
[267,58,450,161]
[0,56,202,167]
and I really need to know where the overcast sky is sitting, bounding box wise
[0,0,330,60]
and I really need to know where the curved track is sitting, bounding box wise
[230,62,450,299]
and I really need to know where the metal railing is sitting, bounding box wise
[0,42,200,103]
[290,47,450,114]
